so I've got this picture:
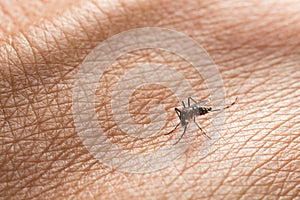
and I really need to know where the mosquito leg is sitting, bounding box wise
[181,100,186,108]
[174,124,187,145]
[194,118,211,140]
[165,122,180,135]
[211,97,238,112]
[165,108,181,135]
[188,96,198,106]
[175,108,181,119]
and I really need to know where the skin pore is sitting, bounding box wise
[0,0,299,199]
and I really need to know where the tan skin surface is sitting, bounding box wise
[1,0,300,199]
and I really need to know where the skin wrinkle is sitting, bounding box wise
[0,0,299,199]
[0,0,79,37]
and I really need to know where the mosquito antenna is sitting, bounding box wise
[211,97,238,112]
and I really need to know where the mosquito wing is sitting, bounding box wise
[195,99,209,107]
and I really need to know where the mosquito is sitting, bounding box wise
[166,97,238,145]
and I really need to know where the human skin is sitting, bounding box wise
[0,0,300,199]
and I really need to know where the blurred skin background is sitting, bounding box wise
[0,0,299,199]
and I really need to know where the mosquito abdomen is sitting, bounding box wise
[196,107,211,116]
